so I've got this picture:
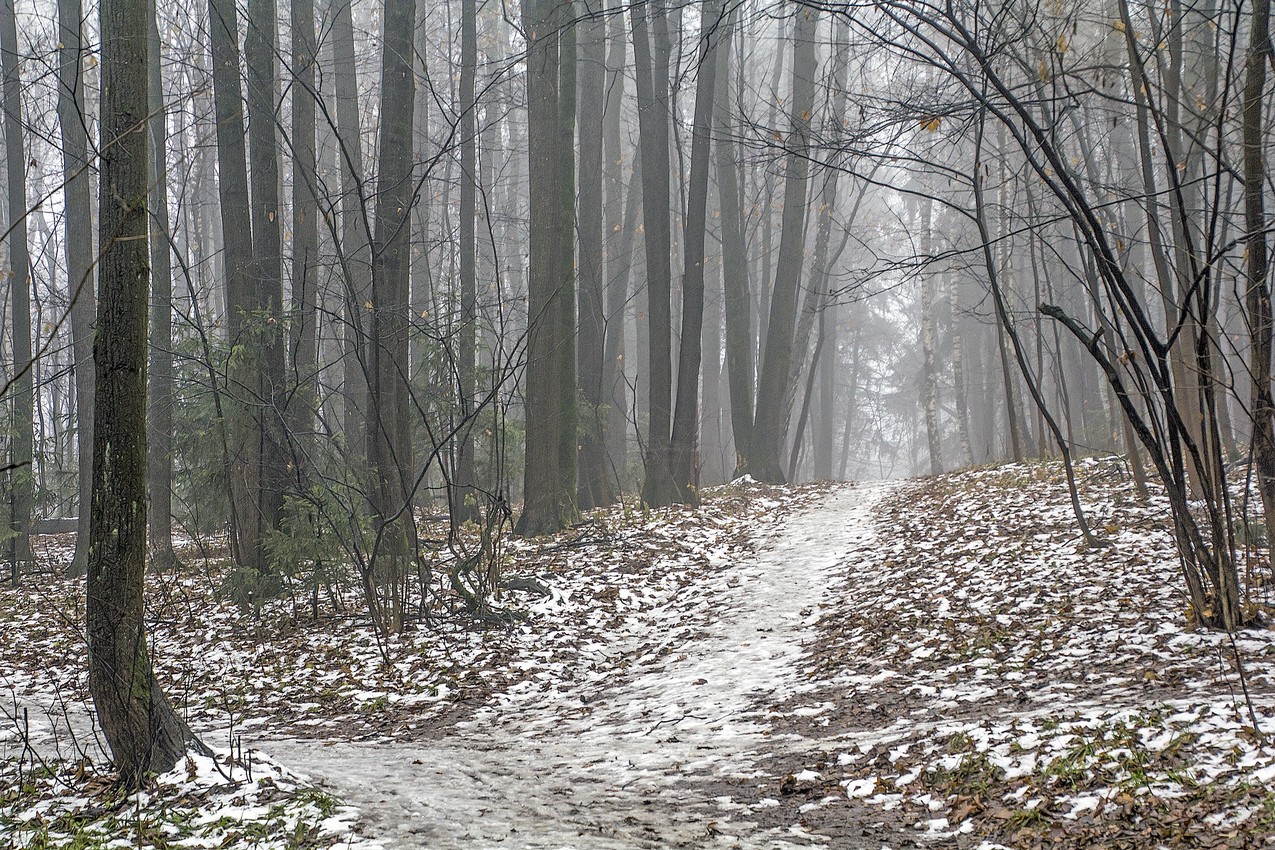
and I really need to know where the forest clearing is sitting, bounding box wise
[4,462,1275,848]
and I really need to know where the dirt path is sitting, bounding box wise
[260,482,894,849]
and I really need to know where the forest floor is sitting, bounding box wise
[3,459,1275,848]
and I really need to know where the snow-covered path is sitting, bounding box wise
[260,482,892,849]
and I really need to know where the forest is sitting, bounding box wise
[3,0,1275,846]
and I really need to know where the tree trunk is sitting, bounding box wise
[1,0,33,579]
[577,0,610,509]
[516,0,577,536]
[146,13,179,571]
[55,0,96,576]
[450,0,479,522]
[208,0,258,568]
[713,10,754,477]
[631,0,676,505]
[330,0,372,459]
[89,0,205,783]
[751,5,818,484]
[245,0,287,562]
[665,0,723,504]
[288,0,319,466]
[1243,0,1275,556]
[602,3,633,497]
[366,0,418,629]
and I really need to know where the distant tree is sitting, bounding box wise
[752,5,818,484]
[88,0,205,783]
[55,0,96,575]
[147,11,180,570]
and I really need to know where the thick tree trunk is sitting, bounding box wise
[0,0,33,579]
[366,0,418,629]
[89,0,205,784]
[55,0,96,576]
[751,6,818,484]
[516,0,577,535]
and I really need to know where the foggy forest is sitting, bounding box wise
[4,0,1275,846]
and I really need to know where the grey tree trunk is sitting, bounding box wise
[208,0,259,568]
[577,0,611,510]
[631,0,676,506]
[245,0,287,562]
[455,0,479,521]
[366,0,418,629]
[0,0,33,578]
[88,0,205,783]
[516,0,578,535]
[713,10,754,477]
[751,6,818,484]
[146,13,179,570]
[666,0,723,504]
[330,0,372,459]
[1243,0,1275,554]
[288,0,319,463]
[601,3,632,496]
[55,0,96,576]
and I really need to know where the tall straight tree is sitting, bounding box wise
[601,1,633,491]
[147,12,179,569]
[751,5,818,483]
[244,0,287,563]
[0,0,33,577]
[207,0,259,568]
[366,0,417,628]
[630,0,676,505]
[1244,0,1275,553]
[516,0,578,535]
[88,0,204,783]
[288,0,319,456]
[455,0,479,521]
[713,7,754,477]
[55,0,96,575]
[576,0,610,509]
[330,0,372,457]
[665,0,723,504]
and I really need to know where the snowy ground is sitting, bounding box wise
[258,482,892,849]
[6,461,1275,848]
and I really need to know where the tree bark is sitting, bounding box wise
[89,0,205,783]
[146,13,179,571]
[713,10,754,478]
[577,0,610,509]
[55,0,96,576]
[664,0,722,504]
[1,0,33,578]
[366,0,418,629]
[1243,0,1275,556]
[751,6,818,484]
[631,0,677,505]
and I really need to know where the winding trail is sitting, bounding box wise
[262,482,893,849]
